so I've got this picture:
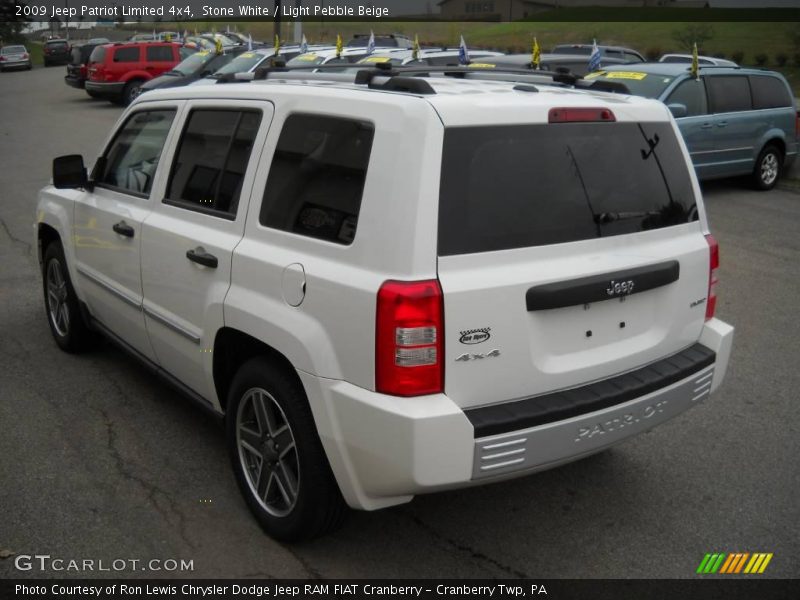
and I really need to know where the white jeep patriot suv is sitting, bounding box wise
[35,66,734,541]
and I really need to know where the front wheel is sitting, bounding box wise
[42,241,95,352]
[752,144,783,191]
[226,357,347,541]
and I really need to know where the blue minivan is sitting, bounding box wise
[586,64,798,190]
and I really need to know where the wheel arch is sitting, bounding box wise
[212,327,304,414]
[37,222,61,267]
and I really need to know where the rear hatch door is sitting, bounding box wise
[437,115,710,410]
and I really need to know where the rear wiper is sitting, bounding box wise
[594,211,660,224]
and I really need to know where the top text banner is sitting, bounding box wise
[7,0,799,22]
[10,1,435,22]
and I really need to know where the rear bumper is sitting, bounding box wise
[301,318,734,511]
[1,59,31,69]
[84,81,125,98]
[65,75,85,88]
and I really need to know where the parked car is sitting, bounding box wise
[85,42,186,105]
[346,33,413,49]
[0,45,32,71]
[463,52,634,77]
[659,54,738,67]
[37,66,733,541]
[286,47,407,71]
[65,42,106,92]
[357,47,505,67]
[585,63,798,189]
[43,39,71,67]
[552,43,645,63]
[138,46,249,94]
[189,46,322,86]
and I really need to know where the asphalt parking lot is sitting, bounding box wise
[1,65,799,580]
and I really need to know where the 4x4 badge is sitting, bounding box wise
[456,349,500,362]
[459,327,491,345]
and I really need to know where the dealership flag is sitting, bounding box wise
[412,34,420,61]
[691,42,699,80]
[300,34,308,54]
[215,36,223,55]
[247,34,253,51]
[274,34,281,56]
[532,37,541,69]
[366,30,376,55]
[588,39,601,72]
[458,35,470,65]
[336,34,343,58]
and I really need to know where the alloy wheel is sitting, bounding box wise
[760,152,779,187]
[46,259,70,337]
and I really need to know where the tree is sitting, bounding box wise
[0,0,31,44]
[671,24,714,53]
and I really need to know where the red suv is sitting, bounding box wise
[85,42,184,105]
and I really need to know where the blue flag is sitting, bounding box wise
[300,34,308,54]
[367,30,376,55]
[458,35,470,65]
[588,39,601,72]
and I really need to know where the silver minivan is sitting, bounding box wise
[587,63,798,189]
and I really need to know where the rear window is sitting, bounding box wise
[46,41,67,50]
[749,75,792,109]
[89,46,106,63]
[2,45,26,54]
[438,122,697,256]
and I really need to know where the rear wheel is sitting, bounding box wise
[42,241,95,353]
[121,80,143,106]
[752,144,783,191]
[226,357,347,541]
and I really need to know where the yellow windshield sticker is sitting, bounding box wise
[584,71,605,79]
[468,63,496,69]
[296,54,318,61]
[361,56,391,63]
[604,71,647,80]
[242,53,256,58]
[196,51,209,56]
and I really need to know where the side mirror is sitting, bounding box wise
[667,103,688,118]
[52,155,88,189]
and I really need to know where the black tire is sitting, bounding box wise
[752,144,783,191]
[121,80,143,106]
[42,241,95,353]
[226,357,347,542]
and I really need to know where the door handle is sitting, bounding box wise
[112,221,135,238]
[716,121,728,127]
[186,247,218,269]
[700,123,713,129]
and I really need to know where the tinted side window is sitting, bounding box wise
[624,51,644,63]
[166,109,262,217]
[260,115,374,245]
[146,45,174,62]
[96,110,176,196]
[666,79,708,117]
[707,76,752,113]
[114,47,140,63]
[438,123,697,255]
[750,75,792,109]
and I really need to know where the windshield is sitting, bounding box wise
[584,70,676,99]
[438,122,697,255]
[2,46,26,54]
[214,51,266,75]
[171,51,213,76]
[287,53,326,66]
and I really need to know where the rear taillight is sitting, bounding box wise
[22,53,28,59]
[376,279,444,397]
[549,107,616,123]
[705,234,719,321]
[0,57,5,62]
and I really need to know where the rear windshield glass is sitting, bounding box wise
[47,41,68,49]
[584,70,676,98]
[89,46,106,63]
[2,46,25,54]
[214,51,266,76]
[438,122,697,256]
[172,51,213,75]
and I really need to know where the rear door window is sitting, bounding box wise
[146,45,174,62]
[749,75,792,109]
[259,114,374,245]
[666,79,708,117]
[113,47,140,63]
[438,122,697,256]
[706,76,752,113]
[166,109,263,218]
